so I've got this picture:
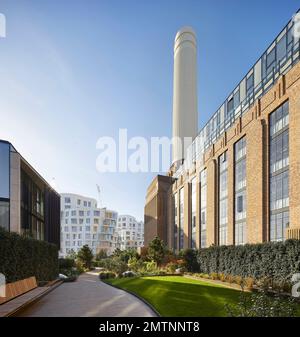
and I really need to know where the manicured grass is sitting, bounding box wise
[105,276,245,317]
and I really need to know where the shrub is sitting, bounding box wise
[226,290,298,317]
[234,275,244,286]
[128,257,143,272]
[179,249,200,272]
[166,262,178,273]
[99,272,116,280]
[59,258,75,270]
[0,228,58,283]
[197,240,300,284]
[244,277,255,290]
[211,272,219,280]
[75,260,86,274]
[219,273,227,282]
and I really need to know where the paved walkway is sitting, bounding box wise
[16,272,156,317]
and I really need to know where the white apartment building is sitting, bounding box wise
[60,193,118,257]
[116,215,144,250]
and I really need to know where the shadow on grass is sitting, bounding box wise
[108,276,243,317]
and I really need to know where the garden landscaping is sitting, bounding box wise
[105,275,243,316]
[105,275,300,317]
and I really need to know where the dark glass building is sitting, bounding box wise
[0,140,60,248]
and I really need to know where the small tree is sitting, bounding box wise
[96,249,108,260]
[147,237,166,265]
[77,245,94,270]
[179,248,199,272]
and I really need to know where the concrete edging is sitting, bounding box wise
[101,279,161,317]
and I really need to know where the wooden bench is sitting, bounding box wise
[0,276,37,305]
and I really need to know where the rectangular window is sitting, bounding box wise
[235,137,247,245]
[219,152,228,246]
[246,73,254,96]
[200,169,207,248]
[64,197,71,203]
[0,201,9,231]
[266,47,276,74]
[0,142,10,200]
[191,177,197,249]
[174,193,178,250]
[270,102,289,241]
[179,188,184,250]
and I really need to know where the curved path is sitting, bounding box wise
[17,272,156,317]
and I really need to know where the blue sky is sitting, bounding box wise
[0,0,299,221]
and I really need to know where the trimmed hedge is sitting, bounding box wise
[0,228,59,283]
[197,240,300,282]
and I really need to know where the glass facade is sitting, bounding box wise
[218,152,228,245]
[0,141,10,230]
[234,137,247,245]
[21,170,45,240]
[200,169,207,248]
[190,177,197,248]
[270,101,289,242]
[179,188,184,250]
[174,11,299,178]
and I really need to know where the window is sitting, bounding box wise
[84,201,87,207]
[219,152,228,246]
[246,73,254,96]
[277,35,287,62]
[267,47,276,74]
[227,98,234,114]
[71,226,77,232]
[71,218,77,224]
[270,102,289,242]
[86,218,90,223]
[79,211,84,216]
[179,188,184,250]
[0,200,9,231]
[190,178,197,249]
[71,210,76,216]
[200,169,207,248]
[85,226,90,232]
[235,137,247,245]
[77,199,81,205]
[174,192,178,250]
[94,210,100,216]
[0,142,10,200]
[64,226,68,232]
[64,197,71,203]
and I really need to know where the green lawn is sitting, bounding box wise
[105,276,244,317]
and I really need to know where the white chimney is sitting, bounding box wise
[172,27,198,165]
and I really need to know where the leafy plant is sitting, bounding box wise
[197,240,300,286]
[226,290,298,317]
[0,228,58,283]
[99,272,116,280]
[147,237,166,265]
[77,245,94,270]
